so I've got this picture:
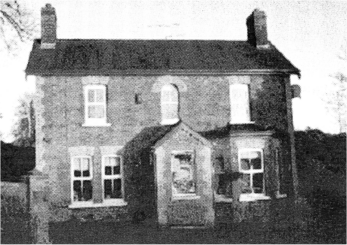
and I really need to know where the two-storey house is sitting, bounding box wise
[25,4,300,227]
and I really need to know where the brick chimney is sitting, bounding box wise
[41,3,56,49]
[246,9,269,49]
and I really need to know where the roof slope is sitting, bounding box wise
[122,124,175,162]
[25,39,300,75]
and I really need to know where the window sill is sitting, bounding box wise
[215,195,233,203]
[276,193,287,199]
[172,194,200,200]
[229,121,255,125]
[161,118,179,125]
[239,194,271,202]
[69,200,127,209]
[82,122,111,127]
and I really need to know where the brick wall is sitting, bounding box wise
[36,74,290,220]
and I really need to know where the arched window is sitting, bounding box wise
[161,84,179,125]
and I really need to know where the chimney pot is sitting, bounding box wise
[41,3,56,49]
[246,9,269,49]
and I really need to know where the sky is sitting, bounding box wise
[0,0,346,142]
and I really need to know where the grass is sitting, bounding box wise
[1,193,32,244]
[48,206,345,244]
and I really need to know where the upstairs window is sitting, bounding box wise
[161,84,179,125]
[229,84,251,124]
[84,85,109,126]
[102,156,123,201]
[71,156,93,203]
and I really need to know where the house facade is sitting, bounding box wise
[26,4,300,227]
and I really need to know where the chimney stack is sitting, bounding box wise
[41,3,56,49]
[246,9,269,49]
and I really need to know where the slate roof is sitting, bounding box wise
[122,124,176,161]
[200,123,274,139]
[25,39,300,76]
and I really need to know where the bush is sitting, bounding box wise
[1,141,35,181]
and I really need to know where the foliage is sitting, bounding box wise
[295,128,346,174]
[0,0,37,53]
[11,92,35,147]
[1,141,35,181]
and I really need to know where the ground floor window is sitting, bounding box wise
[72,156,93,202]
[102,156,123,200]
[238,149,268,201]
[171,151,196,196]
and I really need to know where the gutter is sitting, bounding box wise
[25,69,301,77]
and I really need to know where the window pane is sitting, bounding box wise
[105,166,112,175]
[251,157,262,170]
[172,153,195,195]
[230,84,250,123]
[81,158,90,177]
[73,180,82,201]
[74,158,81,177]
[253,173,263,193]
[113,179,122,198]
[217,174,226,195]
[104,179,112,199]
[88,90,95,102]
[82,180,92,201]
[113,157,121,174]
[88,105,105,118]
[113,166,120,175]
[95,89,104,102]
[104,157,110,166]
[240,158,250,170]
[241,174,252,194]
[240,151,260,159]
[162,104,178,121]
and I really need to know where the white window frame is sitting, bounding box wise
[83,84,111,127]
[171,150,200,200]
[101,155,126,205]
[238,148,270,202]
[70,156,93,205]
[161,84,179,125]
[229,83,253,124]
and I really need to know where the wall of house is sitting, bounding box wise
[35,74,290,221]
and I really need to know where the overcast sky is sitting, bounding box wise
[0,0,346,142]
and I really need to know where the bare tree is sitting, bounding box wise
[0,0,36,53]
[327,38,347,133]
[328,72,347,133]
[11,93,35,147]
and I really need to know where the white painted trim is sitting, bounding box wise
[229,121,255,125]
[215,194,233,203]
[172,195,201,200]
[68,200,127,209]
[161,84,179,125]
[82,123,111,127]
[84,84,109,126]
[101,155,125,203]
[239,193,271,202]
[276,191,287,199]
[238,148,264,172]
[161,118,179,125]
[171,150,197,198]
[229,83,251,124]
[238,148,265,196]
[40,43,56,49]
